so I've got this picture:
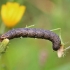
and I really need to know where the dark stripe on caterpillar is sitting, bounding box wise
[0,28,61,51]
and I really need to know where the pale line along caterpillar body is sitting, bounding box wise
[0,28,61,51]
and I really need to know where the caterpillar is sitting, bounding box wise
[0,28,61,51]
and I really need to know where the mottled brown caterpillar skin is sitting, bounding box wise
[0,28,61,51]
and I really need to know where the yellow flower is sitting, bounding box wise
[1,2,26,28]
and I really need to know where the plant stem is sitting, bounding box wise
[0,23,8,70]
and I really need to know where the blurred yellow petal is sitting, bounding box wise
[7,2,12,5]
[14,6,26,25]
[1,5,9,25]
[1,2,26,28]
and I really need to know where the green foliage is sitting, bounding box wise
[0,0,70,70]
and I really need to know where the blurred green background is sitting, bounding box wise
[0,0,70,70]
